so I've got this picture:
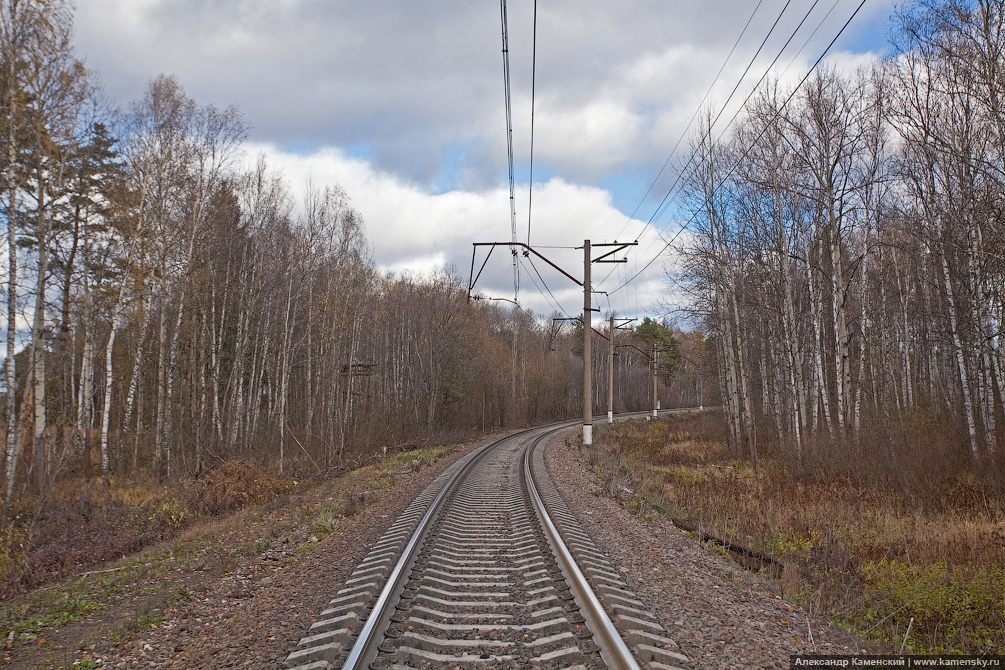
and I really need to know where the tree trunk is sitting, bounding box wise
[120,296,151,466]
[30,177,51,494]
[940,247,979,460]
[99,309,120,487]
[278,273,294,474]
[77,295,94,482]
[3,42,20,513]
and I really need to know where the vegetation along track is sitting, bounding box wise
[284,418,691,670]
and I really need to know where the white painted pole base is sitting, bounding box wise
[583,424,593,445]
[652,409,658,418]
[607,411,613,423]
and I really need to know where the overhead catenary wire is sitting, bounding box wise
[520,257,572,318]
[499,0,520,303]
[603,0,872,295]
[603,0,767,244]
[525,254,572,317]
[488,267,513,298]
[526,0,538,247]
[480,260,568,322]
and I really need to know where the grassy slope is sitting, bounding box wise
[0,444,459,668]
[586,412,1005,655]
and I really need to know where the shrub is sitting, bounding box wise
[860,560,1005,652]
[189,461,295,515]
[0,526,29,585]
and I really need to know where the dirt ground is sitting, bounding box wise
[0,440,485,670]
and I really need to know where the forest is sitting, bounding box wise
[0,0,686,583]
[2,0,1004,613]
[678,0,1005,490]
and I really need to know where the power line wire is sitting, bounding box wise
[599,0,799,292]
[639,0,807,235]
[641,0,826,235]
[710,0,825,146]
[779,0,843,81]
[499,0,520,303]
[640,0,794,231]
[608,0,870,297]
[602,0,848,292]
[526,0,538,246]
[610,0,769,244]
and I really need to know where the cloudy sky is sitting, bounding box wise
[74,0,897,324]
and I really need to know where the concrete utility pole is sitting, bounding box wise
[583,240,592,445]
[467,239,634,445]
[608,316,615,423]
[652,343,659,418]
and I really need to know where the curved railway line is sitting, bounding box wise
[284,417,692,670]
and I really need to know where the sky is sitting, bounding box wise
[74,0,898,326]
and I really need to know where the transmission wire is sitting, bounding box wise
[608,0,871,296]
[527,0,538,246]
[610,0,769,244]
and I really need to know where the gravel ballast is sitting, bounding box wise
[542,429,866,669]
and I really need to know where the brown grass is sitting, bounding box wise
[0,442,459,665]
[587,411,1005,655]
[0,461,297,600]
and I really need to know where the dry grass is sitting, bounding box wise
[0,460,297,600]
[587,412,1005,655]
[0,442,458,663]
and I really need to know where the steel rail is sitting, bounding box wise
[338,421,575,670]
[524,431,643,670]
[339,409,690,670]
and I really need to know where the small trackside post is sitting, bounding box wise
[608,315,614,423]
[583,240,592,446]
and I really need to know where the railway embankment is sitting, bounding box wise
[572,411,1005,657]
[0,439,483,670]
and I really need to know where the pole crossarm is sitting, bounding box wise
[588,241,638,264]
[468,242,582,302]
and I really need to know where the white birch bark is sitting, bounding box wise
[940,247,980,459]
[98,304,121,486]
[119,295,151,463]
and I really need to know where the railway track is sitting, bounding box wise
[284,419,691,670]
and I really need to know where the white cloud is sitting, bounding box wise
[75,0,895,320]
[246,143,673,317]
[77,0,897,190]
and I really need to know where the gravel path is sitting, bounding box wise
[543,430,867,670]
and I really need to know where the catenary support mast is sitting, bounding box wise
[583,240,592,445]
